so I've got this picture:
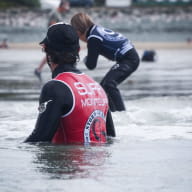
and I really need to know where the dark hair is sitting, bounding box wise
[44,47,79,66]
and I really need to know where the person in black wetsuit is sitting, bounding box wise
[25,23,115,143]
[71,13,140,112]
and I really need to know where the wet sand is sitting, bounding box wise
[8,41,192,50]
[0,45,192,100]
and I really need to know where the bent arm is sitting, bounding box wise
[85,38,101,70]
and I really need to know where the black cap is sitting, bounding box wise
[40,22,79,53]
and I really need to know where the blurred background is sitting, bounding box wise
[1,2,192,191]
[0,0,192,100]
[0,0,192,44]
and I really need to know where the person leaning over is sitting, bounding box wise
[25,23,115,144]
[71,13,140,112]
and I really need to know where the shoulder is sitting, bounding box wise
[88,35,103,42]
[88,25,103,42]
[87,35,103,48]
[39,79,74,113]
[41,80,72,98]
[42,79,61,90]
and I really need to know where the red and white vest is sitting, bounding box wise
[51,72,109,144]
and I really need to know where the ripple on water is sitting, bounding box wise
[112,96,192,140]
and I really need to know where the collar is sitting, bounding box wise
[86,25,95,38]
[52,63,81,78]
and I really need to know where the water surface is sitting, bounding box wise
[0,48,192,191]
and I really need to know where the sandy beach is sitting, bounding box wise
[8,41,192,50]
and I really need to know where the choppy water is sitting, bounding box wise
[0,48,192,191]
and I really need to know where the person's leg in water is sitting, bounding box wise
[100,50,140,112]
[100,64,130,112]
[34,56,47,82]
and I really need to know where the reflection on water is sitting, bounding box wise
[0,100,192,192]
[32,144,111,180]
[0,48,192,191]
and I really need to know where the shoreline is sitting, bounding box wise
[7,41,192,50]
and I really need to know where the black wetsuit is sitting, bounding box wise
[25,64,115,142]
[85,25,140,112]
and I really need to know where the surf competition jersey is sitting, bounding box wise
[85,25,134,69]
[25,64,115,144]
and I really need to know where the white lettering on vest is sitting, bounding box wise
[81,98,108,107]
[74,82,101,96]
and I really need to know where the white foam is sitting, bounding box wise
[112,96,192,140]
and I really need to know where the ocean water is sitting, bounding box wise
[0,48,192,191]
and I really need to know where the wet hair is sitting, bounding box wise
[71,12,94,35]
[44,46,79,66]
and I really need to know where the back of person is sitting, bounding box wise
[88,25,133,61]
[26,23,115,144]
[52,72,109,144]
[71,12,140,112]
